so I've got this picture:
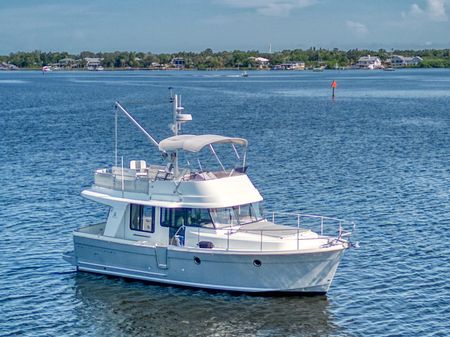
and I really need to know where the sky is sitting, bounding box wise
[0,0,449,54]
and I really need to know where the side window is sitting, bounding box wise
[130,204,142,231]
[186,208,213,228]
[130,204,154,233]
[160,208,185,228]
[160,208,213,228]
[160,208,173,227]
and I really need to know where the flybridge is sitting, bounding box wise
[113,90,248,179]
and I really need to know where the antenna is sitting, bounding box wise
[168,87,174,103]
[169,89,192,176]
[170,89,192,136]
[115,107,118,167]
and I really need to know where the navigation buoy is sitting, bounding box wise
[331,80,337,99]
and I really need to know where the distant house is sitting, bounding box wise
[171,57,185,69]
[84,57,103,70]
[272,61,305,70]
[0,62,19,70]
[354,55,382,69]
[390,55,423,67]
[249,56,270,68]
[58,58,79,69]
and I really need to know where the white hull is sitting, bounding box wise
[65,233,345,294]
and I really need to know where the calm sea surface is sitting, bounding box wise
[1,69,449,337]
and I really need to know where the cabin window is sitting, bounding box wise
[209,207,239,228]
[130,204,155,233]
[210,203,263,228]
[235,203,263,225]
[160,208,213,228]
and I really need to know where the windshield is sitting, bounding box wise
[209,202,264,228]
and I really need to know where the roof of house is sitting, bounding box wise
[84,57,102,62]
[249,57,269,63]
[358,55,381,62]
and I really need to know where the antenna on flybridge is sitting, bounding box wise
[168,87,192,136]
[168,87,192,176]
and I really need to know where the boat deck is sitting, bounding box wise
[240,221,311,238]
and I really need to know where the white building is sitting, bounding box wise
[171,57,185,68]
[354,55,382,69]
[0,62,19,70]
[272,61,305,70]
[84,57,103,70]
[58,58,79,69]
[390,55,423,67]
[249,56,270,68]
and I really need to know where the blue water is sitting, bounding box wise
[1,69,449,337]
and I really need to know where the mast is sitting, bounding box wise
[170,90,192,176]
[113,101,163,169]
[115,101,160,149]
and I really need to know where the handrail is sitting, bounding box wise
[270,211,352,224]
[179,213,355,252]
[269,211,355,236]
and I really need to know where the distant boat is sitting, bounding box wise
[313,66,324,72]
[241,71,248,77]
[96,66,104,71]
[384,67,395,71]
[42,66,51,73]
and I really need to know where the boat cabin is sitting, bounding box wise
[77,95,351,253]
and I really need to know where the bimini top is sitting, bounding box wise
[159,134,248,153]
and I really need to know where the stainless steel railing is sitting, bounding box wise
[268,211,354,237]
[182,213,355,252]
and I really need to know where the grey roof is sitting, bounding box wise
[358,56,380,62]
[159,134,248,153]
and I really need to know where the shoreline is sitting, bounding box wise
[2,66,448,72]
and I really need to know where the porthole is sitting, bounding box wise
[194,256,201,265]
[253,259,262,267]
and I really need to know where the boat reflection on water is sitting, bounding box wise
[73,273,346,336]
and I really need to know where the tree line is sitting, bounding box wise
[1,48,449,69]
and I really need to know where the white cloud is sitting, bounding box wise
[345,20,368,36]
[403,0,448,21]
[410,3,424,15]
[214,0,317,16]
[428,0,447,20]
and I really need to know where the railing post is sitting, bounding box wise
[272,212,275,223]
[121,156,124,197]
[297,214,300,250]
[227,230,230,251]
[197,228,200,246]
[260,230,263,251]
[320,216,324,236]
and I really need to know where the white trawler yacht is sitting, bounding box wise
[64,91,355,294]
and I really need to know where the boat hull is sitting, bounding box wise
[66,235,345,294]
